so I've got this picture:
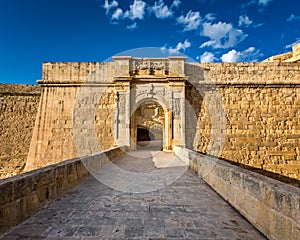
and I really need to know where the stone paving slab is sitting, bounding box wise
[1,151,267,239]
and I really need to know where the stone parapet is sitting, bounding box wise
[41,62,115,84]
[0,146,125,235]
[186,62,300,85]
[174,146,300,240]
[0,84,40,95]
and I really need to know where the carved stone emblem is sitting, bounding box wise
[146,84,155,97]
[131,59,169,75]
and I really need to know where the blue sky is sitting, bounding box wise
[0,0,299,84]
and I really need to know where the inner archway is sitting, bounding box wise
[131,102,165,151]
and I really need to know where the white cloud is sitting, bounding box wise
[238,15,253,27]
[253,23,264,28]
[200,21,247,49]
[221,47,262,62]
[199,52,217,62]
[161,39,191,54]
[200,40,215,48]
[285,39,300,49]
[241,0,256,8]
[221,49,240,62]
[287,14,300,22]
[126,22,138,30]
[204,13,216,22]
[177,11,201,31]
[171,0,181,7]
[124,0,146,20]
[242,0,272,8]
[151,0,173,19]
[112,8,123,20]
[258,0,272,6]
[103,0,118,14]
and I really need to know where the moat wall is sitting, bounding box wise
[0,84,40,178]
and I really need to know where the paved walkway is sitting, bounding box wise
[1,150,266,240]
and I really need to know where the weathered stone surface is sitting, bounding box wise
[0,146,125,235]
[186,62,300,180]
[0,84,40,179]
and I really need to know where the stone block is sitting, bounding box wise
[32,168,55,190]
[292,224,300,240]
[0,181,14,206]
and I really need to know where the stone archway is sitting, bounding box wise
[113,56,187,151]
[130,101,167,151]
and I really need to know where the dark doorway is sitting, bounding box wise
[137,128,162,150]
[132,102,165,151]
[137,128,154,141]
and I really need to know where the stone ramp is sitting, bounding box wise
[1,151,266,239]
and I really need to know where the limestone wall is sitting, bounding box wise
[25,62,116,171]
[23,61,300,181]
[0,84,40,179]
[185,62,300,180]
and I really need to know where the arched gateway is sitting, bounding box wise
[113,56,186,152]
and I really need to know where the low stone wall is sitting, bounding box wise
[174,146,300,240]
[0,146,125,235]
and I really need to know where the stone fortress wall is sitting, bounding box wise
[186,62,300,180]
[1,52,300,181]
[0,84,40,178]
